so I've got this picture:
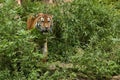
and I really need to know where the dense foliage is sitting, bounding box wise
[0,0,120,79]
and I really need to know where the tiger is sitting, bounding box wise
[16,0,22,5]
[27,13,53,33]
[27,13,53,62]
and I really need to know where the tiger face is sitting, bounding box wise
[36,13,53,33]
[27,13,53,33]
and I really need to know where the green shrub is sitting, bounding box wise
[0,0,120,79]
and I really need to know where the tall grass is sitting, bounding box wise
[0,0,120,79]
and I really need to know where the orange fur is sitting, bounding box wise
[27,13,53,31]
[27,13,53,62]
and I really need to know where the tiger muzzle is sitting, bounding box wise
[41,27,52,33]
[36,25,52,33]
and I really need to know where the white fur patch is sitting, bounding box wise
[41,17,44,22]
[47,18,51,22]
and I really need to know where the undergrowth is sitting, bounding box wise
[0,0,120,80]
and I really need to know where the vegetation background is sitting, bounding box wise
[0,0,120,80]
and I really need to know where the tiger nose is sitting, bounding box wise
[45,27,48,29]
[45,25,49,29]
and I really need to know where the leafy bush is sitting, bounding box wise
[0,0,120,79]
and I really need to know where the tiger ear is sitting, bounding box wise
[50,15,53,18]
[34,13,43,18]
[33,14,38,18]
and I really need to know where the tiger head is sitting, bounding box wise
[35,13,53,33]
